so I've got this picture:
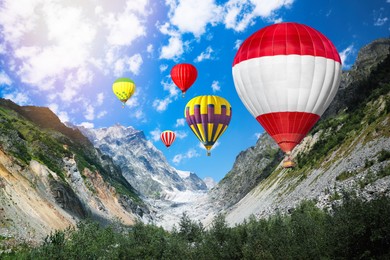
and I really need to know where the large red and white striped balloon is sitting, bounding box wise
[160,130,176,148]
[232,22,342,154]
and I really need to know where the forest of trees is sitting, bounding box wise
[2,194,390,259]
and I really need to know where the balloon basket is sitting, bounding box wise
[206,151,211,156]
[283,160,295,168]
[182,92,185,98]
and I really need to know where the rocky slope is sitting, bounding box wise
[210,38,390,226]
[0,104,149,244]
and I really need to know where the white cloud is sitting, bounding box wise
[97,93,104,106]
[175,130,188,139]
[223,0,294,32]
[0,71,12,85]
[9,2,97,91]
[0,43,6,55]
[147,44,154,53]
[128,54,143,75]
[211,80,220,92]
[0,0,41,45]
[153,97,173,112]
[175,118,186,127]
[3,91,30,105]
[114,53,143,76]
[159,35,184,60]
[273,17,283,23]
[254,132,262,139]
[339,45,355,70]
[198,141,220,151]
[234,39,242,50]
[194,46,214,62]
[78,122,94,129]
[48,103,70,123]
[102,2,147,46]
[163,81,180,97]
[150,128,161,142]
[172,148,200,164]
[126,96,139,108]
[374,16,388,26]
[133,109,145,120]
[97,110,107,119]
[168,0,223,37]
[373,8,389,26]
[84,104,95,121]
[160,64,169,72]
[0,0,151,125]
[61,67,94,102]
[153,79,180,112]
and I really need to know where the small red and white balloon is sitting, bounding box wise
[160,130,176,148]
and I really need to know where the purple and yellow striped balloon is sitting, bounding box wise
[184,95,232,156]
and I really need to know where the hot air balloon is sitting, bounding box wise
[170,63,197,97]
[232,22,341,168]
[185,95,232,156]
[112,78,136,107]
[160,130,176,148]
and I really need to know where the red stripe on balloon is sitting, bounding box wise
[256,112,320,153]
[233,22,341,66]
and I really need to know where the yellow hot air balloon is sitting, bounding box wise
[112,78,136,107]
[184,95,232,156]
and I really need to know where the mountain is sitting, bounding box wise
[207,38,390,226]
[0,102,150,243]
[79,125,208,200]
[78,125,210,229]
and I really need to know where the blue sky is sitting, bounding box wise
[0,0,389,182]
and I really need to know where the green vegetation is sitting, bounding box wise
[336,170,358,181]
[378,149,390,162]
[2,195,390,259]
[294,48,390,172]
[0,105,141,204]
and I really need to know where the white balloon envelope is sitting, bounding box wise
[232,22,342,157]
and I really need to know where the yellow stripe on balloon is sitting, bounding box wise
[190,125,202,141]
[197,123,206,142]
[208,123,214,142]
[213,124,224,142]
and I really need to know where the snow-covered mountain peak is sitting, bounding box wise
[79,124,207,199]
[176,170,191,179]
[92,124,141,141]
[203,177,217,189]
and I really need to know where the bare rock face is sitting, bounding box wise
[49,179,87,219]
[209,133,283,210]
[323,38,390,118]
